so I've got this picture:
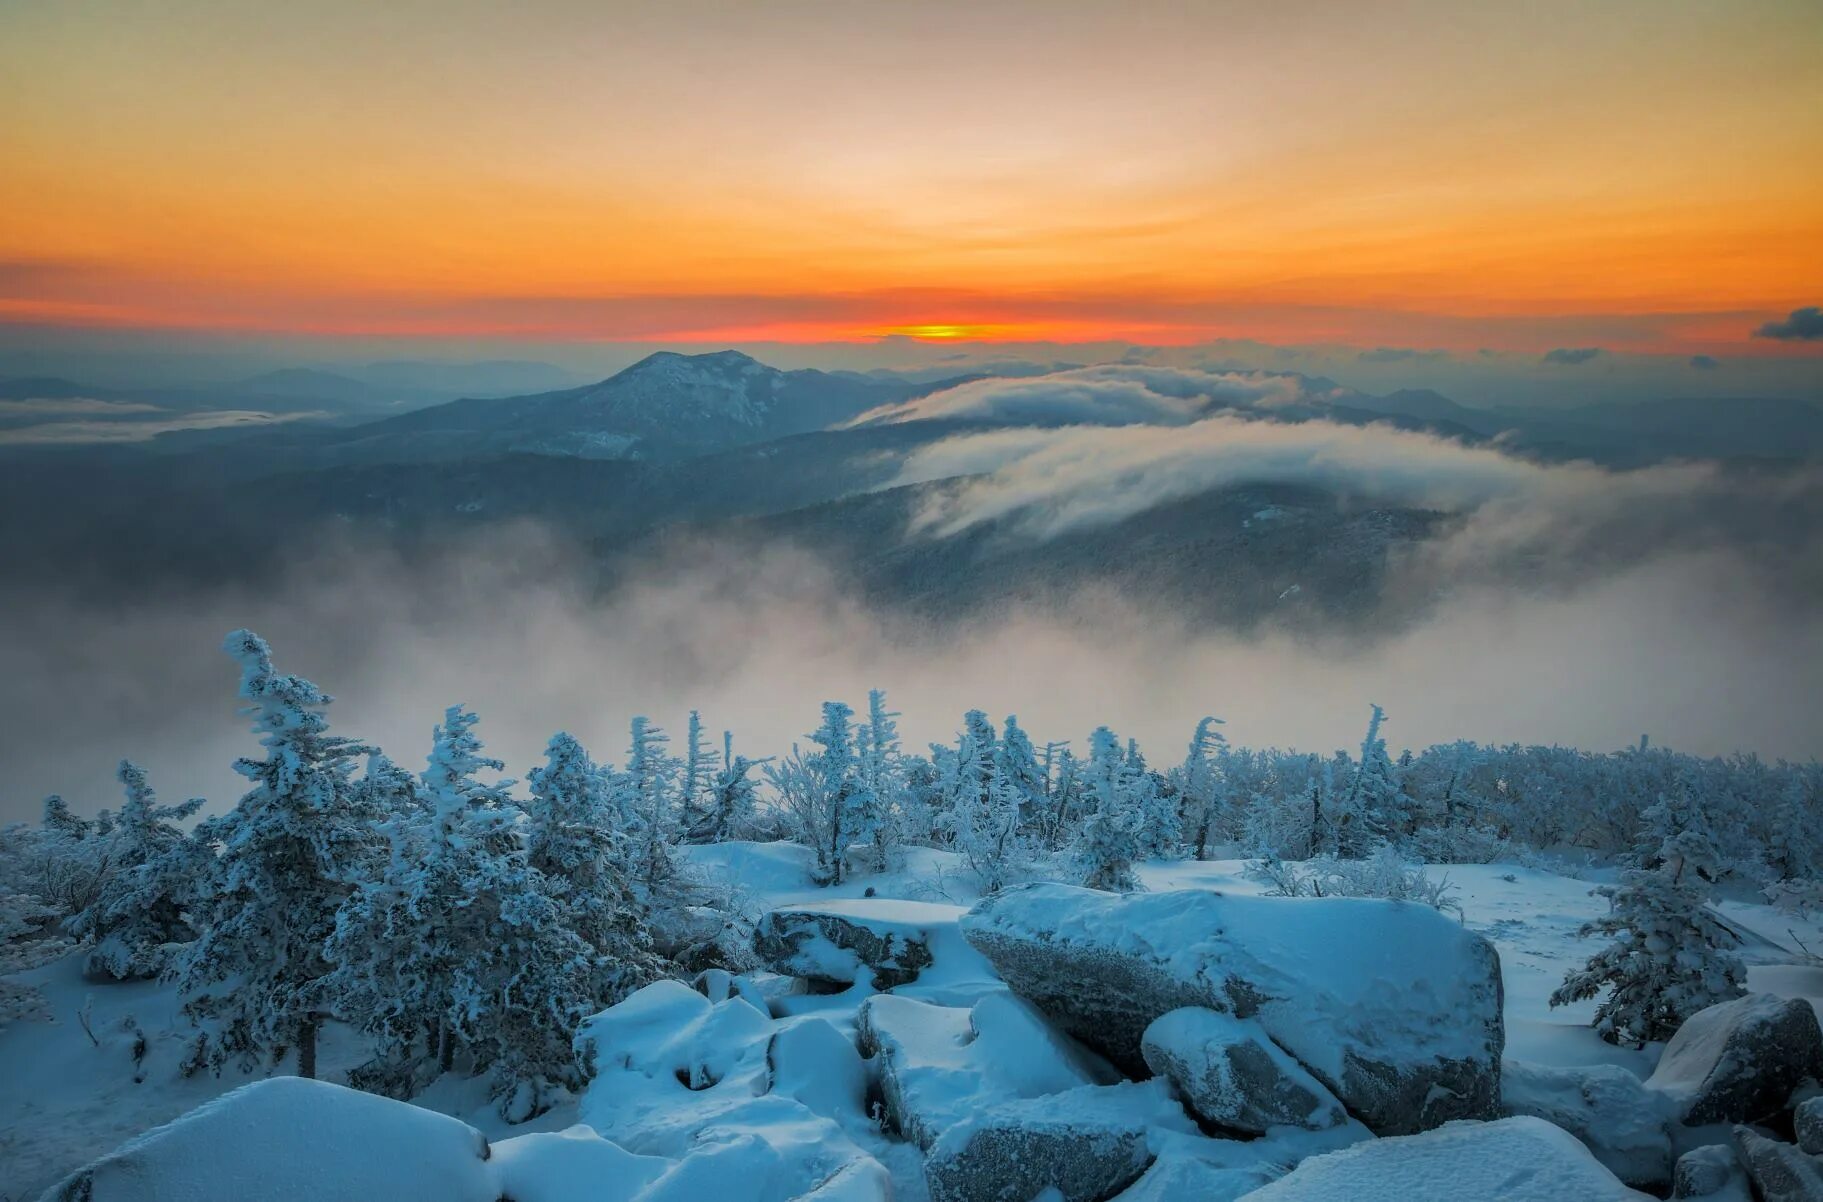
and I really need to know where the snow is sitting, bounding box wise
[10,846,1823,1202]
[1500,1059,1672,1186]
[1242,1115,1651,1200]
[39,1076,498,1202]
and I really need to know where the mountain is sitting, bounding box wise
[356,349,956,461]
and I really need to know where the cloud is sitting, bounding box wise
[1542,347,1605,366]
[857,364,1326,428]
[1357,346,1446,364]
[0,409,319,445]
[1689,354,1720,370]
[0,397,163,419]
[1755,306,1823,341]
[3,525,1819,827]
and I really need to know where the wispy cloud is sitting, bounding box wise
[1542,347,1605,366]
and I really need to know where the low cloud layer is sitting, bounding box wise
[2,527,1818,828]
[860,364,1327,428]
[1542,347,1605,366]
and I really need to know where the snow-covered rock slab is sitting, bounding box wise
[1644,993,1823,1125]
[1243,1115,1650,1201]
[922,1081,1182,1202]
[1500,1059,1673,1188]
[856,991,1111,1149]
[1671,1144,1752,1201]
[39,1077,497,1202]
[960,883,1504,1134]
[1142,1007,1345,1134]
[765,1017,866,1118]
[1731,1125,1823,1202]
[754,899,964,990]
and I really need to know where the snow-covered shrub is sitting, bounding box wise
[1550,797,1746,1046]
[1248,846,1463,916]
[69,760,207,980]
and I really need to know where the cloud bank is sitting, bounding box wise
[1755,306,1823,341]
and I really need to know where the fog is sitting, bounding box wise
[3,526,1819,826]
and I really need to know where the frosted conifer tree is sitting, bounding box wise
[857,689,908,870]
[70,760,206,979]
[617,717,681,896]
[1550,793,1746,1046]
[676,711,722,844]
[694,732,763,843]
[1079,727,1145,892]
[1177,717,1228,861]
[1128,738,1182,860]
[775,702,875,885]
[995,716,1047,832]
[172,630,379,1079]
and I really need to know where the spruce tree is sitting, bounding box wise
[70,760,206,980]
[172,630,379,1079]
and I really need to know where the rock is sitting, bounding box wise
[1109,1153,1275,1201]
[1244,1116,1650,1201]
[40,1077,498,1202]
[575,979,771,1092]
[691,967,771,1015]
[1797,1095,1823,1156]
[1645,993,1823,1126]
[766,1017,867,1118]
[1671,1144,1753,1201]
[1500,1059,1674,1188]
[754,899,964,990]
[1732,1126,1823,1202]
[960,883,1504,1135]
[922,1082,1173,1202]
[490,1126,672,1202]
[856,991,1109,1149]
[1141,1007,1345,1134]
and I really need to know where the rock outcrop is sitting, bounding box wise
[960,883,1505,1135]
[1500,1059,1674,1189]
[754,900,963,990]
[922,1083,1169,1202]
[1732,1125,1823,1202]
[1645,993,1823,1126]
[1141,1007,1346,1134]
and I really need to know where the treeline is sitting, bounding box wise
[3,631,1821,1111]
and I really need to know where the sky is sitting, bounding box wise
[3,0,1822,366]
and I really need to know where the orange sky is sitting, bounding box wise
[3,1,1820,353]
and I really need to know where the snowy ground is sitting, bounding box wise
[3,844,1820,1200]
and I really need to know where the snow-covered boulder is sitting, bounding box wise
[692,967,771,1014]
[753,899,961,990]
[1141,1007,1345,1134]
[1644,993,1823,1126]
[1243,1115,1650,1201]
[490,1126,671,1202]
[39,1077,497,1202]
[922,1081,1182,1202]
[1731,1125,1823,1202]
[1500,1059,1674,1188]
[856,991,1111,1149]
[1798,1095,1823,1155]
[765,1018,866,1118]
[577,978,772,1092]
[1671,1144,1752,1200]
[960,883,1504,1134]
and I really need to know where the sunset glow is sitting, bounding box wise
[3,1,1821,355]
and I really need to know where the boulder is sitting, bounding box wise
[754,899,964,990]
[1671,1144,1753,1201]
[40,1077,498,1202]
[1645,993,1823,1126]
[1141,1007,1345,1134]
[1732,1126,1823,1202]
[766,1017,867,1118]
[1244,1116,1650,1201]
[922,1082,1173,1202]
[960,883,1504,1134]
[856,991,1109,1149]
[691,967,771,1015]
[1500,1059,1674,1188]
[1796,1095,1823,1156]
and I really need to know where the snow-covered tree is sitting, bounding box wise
[692,732,763,843]
[172,630,380,1079]
[1078,727,1146,892]
[1550,794,1746,1046]
[940,717,1035,893]
[856,689,909,871]
[995,716,1047,833]
[70,760,207,980]
[1128,738,1182,860]
[616,717,681,896]
[769,702,874,885]
[676,711,722,845]
[1176,717,1228,861]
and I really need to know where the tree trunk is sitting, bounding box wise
[437,1018,455,1073]
[297,1016,318,1080]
